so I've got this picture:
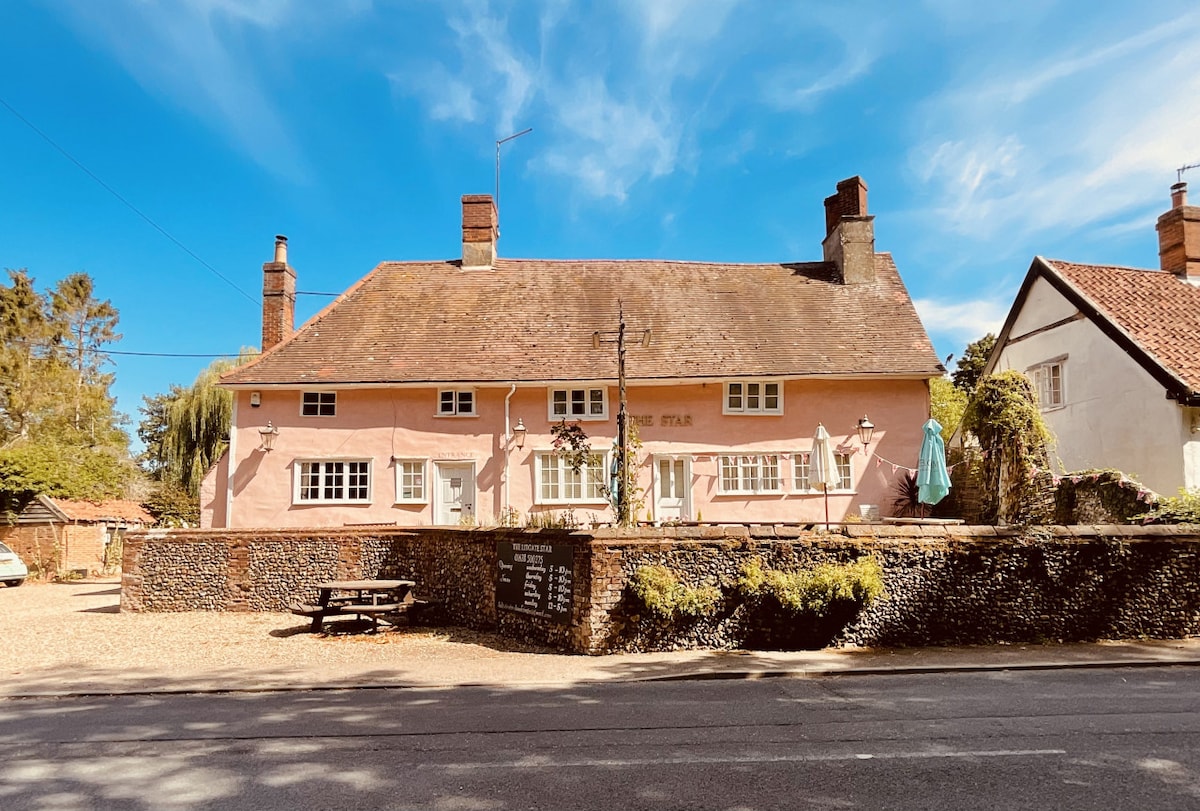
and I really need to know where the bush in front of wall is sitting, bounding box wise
[628,564,721,619]
[736,557,885,649]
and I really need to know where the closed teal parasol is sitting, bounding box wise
[917,418,951,505]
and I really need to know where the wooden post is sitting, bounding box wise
[617,309,629,526]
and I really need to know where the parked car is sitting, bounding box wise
[0,542,28,586]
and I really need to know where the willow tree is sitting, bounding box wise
[146,350,257,497]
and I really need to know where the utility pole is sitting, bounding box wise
[594,304,650,526]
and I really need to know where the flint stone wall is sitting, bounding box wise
[122,524,1200,655]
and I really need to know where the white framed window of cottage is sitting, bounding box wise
[717,454,783,494]
[724,381,782,415]
[548,387,608,421]
[793,451,854,492]
[534,451,609,504]
[1028,358,1066,410]
[437,389,476,416]
[300,391,337,417]
[394,459,427,504]
[295,459,371,504]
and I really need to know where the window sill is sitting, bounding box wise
[393,500,428,506]
[293,500,373,506]
[433,413,479,418]
[549,415,609,422]
[533,499,611,507]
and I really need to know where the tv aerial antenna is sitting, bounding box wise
[1178,162,1200,183]
[495,127,533,235]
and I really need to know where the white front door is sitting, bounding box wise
[654,456,691,521]
[435,462,476,525]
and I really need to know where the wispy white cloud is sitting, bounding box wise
[396,0,883,203]
[910,9,1200,244]
[913,297,1008,344]
[52,0,365,181]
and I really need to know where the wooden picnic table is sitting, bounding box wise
[290,579,421,632]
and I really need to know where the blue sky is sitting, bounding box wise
[2,0,1199,446]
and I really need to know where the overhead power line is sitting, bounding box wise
[0,95,259,306]
[108,350,246,358]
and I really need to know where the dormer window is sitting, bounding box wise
[301,391,336,417]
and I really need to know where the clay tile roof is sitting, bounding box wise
[1045,259,1200,392]
[222,255,942,386]
[46,498,154,524]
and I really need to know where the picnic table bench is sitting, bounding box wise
[289,579,432,632]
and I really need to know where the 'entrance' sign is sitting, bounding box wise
[496,541,575,624]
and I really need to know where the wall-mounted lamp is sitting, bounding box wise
[512,418,527,450]
[856,415,876,448]
[258,421,279,452]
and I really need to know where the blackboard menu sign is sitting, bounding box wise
[496,541,574,624]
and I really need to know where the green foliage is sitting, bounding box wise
[930,376,967,443]
[0,441,133,511]
[142,350,257,496]
[141,481,201,527]
[737,558,885,614]
[0,270,131,512]
[629,564,721,618]
[951,333,997,393]
[961,371,1053,524]
[1133,489,1200,525]
[610,418,645,528]
[0,269,127,450]
[50,273,121,431]
[962,371,1052,454]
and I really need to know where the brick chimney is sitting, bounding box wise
[462,194,498,268]
[822,176,876,284]
[1157,181,1200,283]
[262,235,295,351]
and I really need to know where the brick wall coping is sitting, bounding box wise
[126,523,1200,544]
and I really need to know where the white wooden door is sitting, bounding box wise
[654,456,690,521]
[435,462,476,525]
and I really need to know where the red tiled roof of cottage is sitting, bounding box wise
[222,255,942,386]
[46,498,154,525]
[1045,259,1200,392]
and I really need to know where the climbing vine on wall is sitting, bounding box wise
[961,370,1054,524]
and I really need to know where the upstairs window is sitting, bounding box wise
[295,460,370,503]
[794,451,853,492]
[301,391,336,417]
[438,389,476,416]
[718,454,782,494]
[549,387,607,420]
[724,381,782,414]
[1029,359,1066,410]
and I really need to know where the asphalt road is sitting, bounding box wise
[2,667,1198,810]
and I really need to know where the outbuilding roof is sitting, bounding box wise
[222,254,942,387]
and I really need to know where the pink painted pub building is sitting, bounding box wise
[204,178,943,528]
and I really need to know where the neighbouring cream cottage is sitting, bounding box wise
[984,180,1200,497]
[202,177,944,528]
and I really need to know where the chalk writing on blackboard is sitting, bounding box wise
[496,541,574,623]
